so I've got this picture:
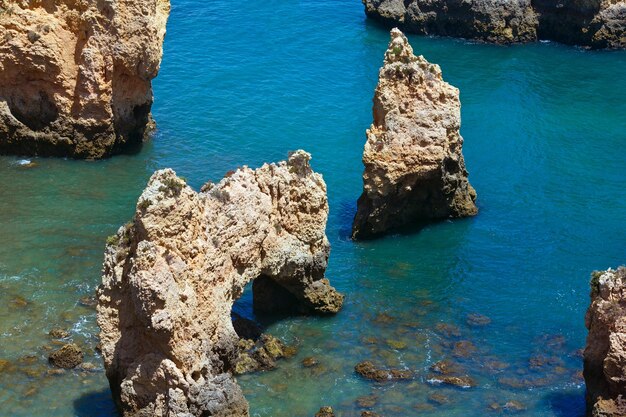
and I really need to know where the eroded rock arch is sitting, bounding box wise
[97,151,343,417]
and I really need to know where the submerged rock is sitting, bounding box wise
[232,334,294,375]
[453,340,477,358]
[97,151,343,417]
[428,392,450,405]
[584,267,626,416]
[427,374,476,388]
[355,360,413,381]
[0,0,171,158]
[9,295,29,309]
[302,357,320,368]
[503,400,527,412]
[430,359,464,375]
[48,328,70,339]
[467,313,492,327]
[0,359,14,374]
[356,394,378,408]
[352,28,477,239]
[48,343,83,369]
[315,407,336,417]
[362,0,626,49]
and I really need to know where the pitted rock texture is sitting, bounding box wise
[0,0,170,158]
[97,150,344,417]
[363,0,626,49]
[352,29,477,240]
[584,267,626,416]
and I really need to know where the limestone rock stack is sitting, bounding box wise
[362,0,626,49]
[584,266,626,416]
[352,28,477,239]
[97,150,344,417]
[0,0,170,158]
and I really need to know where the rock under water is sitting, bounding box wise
[0,0,170,158]
[352,28,477,239]
[96,150,344,417]
[584,266,626,416]
[362,0,626,49]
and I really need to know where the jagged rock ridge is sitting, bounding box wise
[352,28,477,239]
[584,266,626,416]
[97,150,344,417]
[0,0,170,158]
[363,0,626,49]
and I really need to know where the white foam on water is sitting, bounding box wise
[71,314,94,339]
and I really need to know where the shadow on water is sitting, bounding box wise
[336,199,357,240]
[545,390,586,417]
[74,388,119,417]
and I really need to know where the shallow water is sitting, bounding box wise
[1,0,625,416]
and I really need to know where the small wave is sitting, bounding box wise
[71,315,96,339]
[427,377,473,389]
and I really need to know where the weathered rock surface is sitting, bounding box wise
[0,0,170,158]
[354,360,413,381]
[584,267,626,416]
[315,407,336,417]
[97,150,344,417]
[48,343,83,369]
[352,28,477,239]
[363,0,626,49]
[232,334,295,375]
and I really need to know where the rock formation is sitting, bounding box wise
[352,28,477,239]
[584,266,626,416]
[362,0,626,49]
[0,0,170,158]
[97,150,344,417]
[48,343,83,369]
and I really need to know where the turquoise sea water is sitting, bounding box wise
[1,0,625,415]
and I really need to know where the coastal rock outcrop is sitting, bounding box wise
[0,0,170,158]
[48,343,83,369]
[97,151,344,417]
[362,0,626,49]
[352,28,477,239]
[584,266,626,416]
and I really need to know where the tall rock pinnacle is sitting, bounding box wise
[352,28,477,239]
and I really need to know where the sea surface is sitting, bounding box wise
[1,0,625,416]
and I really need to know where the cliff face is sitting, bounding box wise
[363,0,538,44]
[584,267,626,417]
[97,151,344,417]
[352,28,477,240]
[363,0,626,49]
[0,0,170,158]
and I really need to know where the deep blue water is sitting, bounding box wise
[0,0,625,416]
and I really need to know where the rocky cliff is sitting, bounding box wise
[363,0,626,49]
[97,150,344,417]
[584,266,626,416]
[0,0,170,158]
[352,28,477,240]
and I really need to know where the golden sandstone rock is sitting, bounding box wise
[585,267,626,416]
[97,151,343,416]
[353,29,477,239]
[0,0,170,158]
